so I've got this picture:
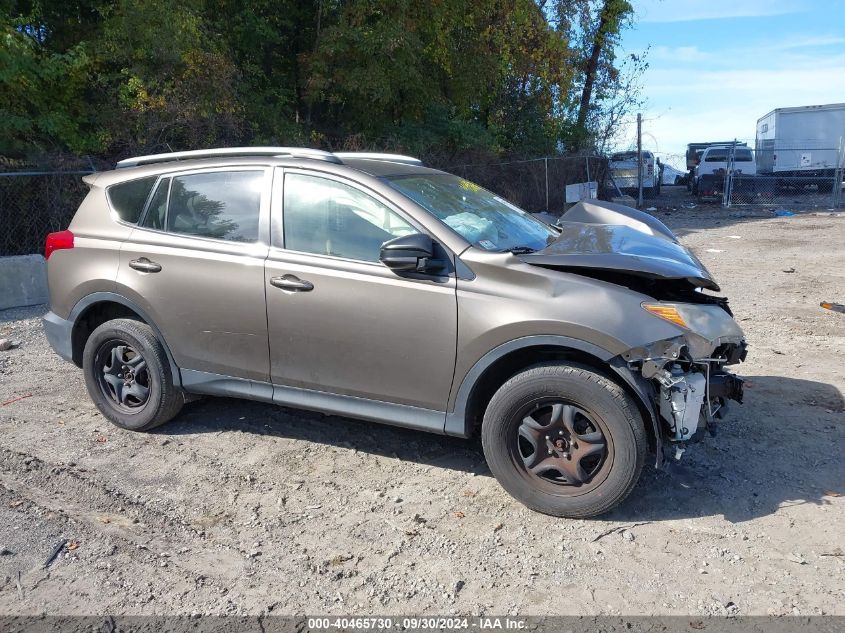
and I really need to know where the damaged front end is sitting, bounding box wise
[621,305,747,461]
[520,198,749,464]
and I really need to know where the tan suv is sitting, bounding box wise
[43,147,747,517]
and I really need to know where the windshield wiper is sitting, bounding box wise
[504,246,537,254]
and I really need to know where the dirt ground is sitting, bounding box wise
[1,187,843,617]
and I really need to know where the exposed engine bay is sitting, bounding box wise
[622,331,747,461]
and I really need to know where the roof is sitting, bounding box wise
[757,102,845,122]
[87,149,442,187]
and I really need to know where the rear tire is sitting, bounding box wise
[481,363,647,518]
[82,318,183,431]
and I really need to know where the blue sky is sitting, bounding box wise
[617,0,845,166]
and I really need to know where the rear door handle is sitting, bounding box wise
[270,275,314,292]
[129,257,162,273]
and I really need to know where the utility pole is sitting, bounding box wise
[637,113,643,208]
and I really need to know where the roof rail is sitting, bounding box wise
[115,147,342,169]
[334,152,422,166]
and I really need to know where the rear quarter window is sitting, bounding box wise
[107,177,158,224]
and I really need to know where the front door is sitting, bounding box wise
[265,169,457,410]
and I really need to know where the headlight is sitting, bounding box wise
[642,302,744,342]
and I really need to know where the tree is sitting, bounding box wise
[0,0,639,161]
[547,0,639,151]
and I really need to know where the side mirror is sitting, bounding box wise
[380,233,445,273]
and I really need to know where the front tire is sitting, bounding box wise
[481,363,647,518]
[82,318,183,431]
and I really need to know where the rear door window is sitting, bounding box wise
[107,176,158,224]
[139,170,264,242]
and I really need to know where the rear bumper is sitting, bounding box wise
[43,311,74,363]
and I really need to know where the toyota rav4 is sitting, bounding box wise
[43,147,747,518]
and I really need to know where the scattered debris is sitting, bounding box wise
[622,530,635,542]
[823,490,842,497]
[0,338,18,351]
[8,500,24,508]
[727,235,742,239]
[705,249,725,253]
[774,209,795,217]
[493,523,504,533]
[453,511,466,519]
[821,302,845,314]
[95,436,108,443]
[67,541,80,551]
[329,554,353,566]
[787,552,807,565]
[0,547,14,555]
[820,548,843,557]
[646,206,657,212]
[591,522,652,542]
[1,394,32,407]
[42,539,68,569]
[782,267,796,273]
[16,571,23,601]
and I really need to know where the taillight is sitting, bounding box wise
[45,230,74,260]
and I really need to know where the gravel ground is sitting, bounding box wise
[1,189,843,616]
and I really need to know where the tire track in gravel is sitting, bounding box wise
[0,446,252,591]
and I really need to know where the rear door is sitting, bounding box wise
[264,168,458,410]
[117,167,272,382]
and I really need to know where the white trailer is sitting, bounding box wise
[756,103,845,184]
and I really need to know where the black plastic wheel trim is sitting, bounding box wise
[94,339,151,414]
[510,398,613,496]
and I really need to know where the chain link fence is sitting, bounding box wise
[446,155,608,215]
[0,153,609,257]
[692,142,845,208]
[0,170,93,256]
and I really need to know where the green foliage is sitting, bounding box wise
[0,0,640,161]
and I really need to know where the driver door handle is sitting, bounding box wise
[270,275,314,292]
[128,257,162,273]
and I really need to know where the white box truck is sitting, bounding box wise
[756,103,845,191]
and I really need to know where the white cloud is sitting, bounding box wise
[615,29,845,163]
[636,0,803,23]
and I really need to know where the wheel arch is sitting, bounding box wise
[445,336,662,466]
[68,292,182,388]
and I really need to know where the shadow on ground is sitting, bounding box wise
[163,373,843,524]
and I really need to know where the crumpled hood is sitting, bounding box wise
[521,201,720,291]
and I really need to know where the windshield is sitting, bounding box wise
[385,174,557,252]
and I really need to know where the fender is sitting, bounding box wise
[69,291,183,388]
[444,334,663,466]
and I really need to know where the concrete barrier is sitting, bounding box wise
[0,255,48,310]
